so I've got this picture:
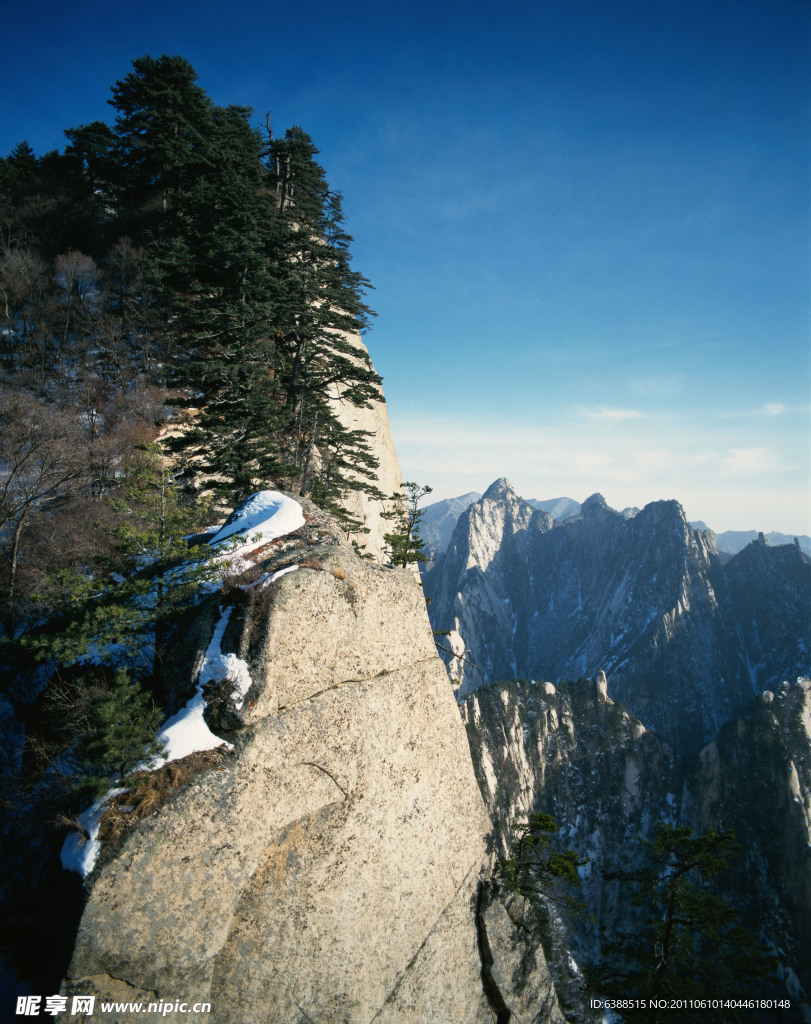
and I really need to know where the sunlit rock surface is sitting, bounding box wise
[65,498,565,1023]
[427,479,811,753]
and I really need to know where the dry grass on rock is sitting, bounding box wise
[96,748,228,853]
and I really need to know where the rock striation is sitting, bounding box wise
[426,479,811,753]
[64,498,565,1024]
[462,676,680,966]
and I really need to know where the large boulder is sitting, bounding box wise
[64,499,564,1023]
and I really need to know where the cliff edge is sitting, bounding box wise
[63,499,564,1023]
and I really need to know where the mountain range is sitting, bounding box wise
[423,478,811,753]
[425,478,811,1012]
[418,489,811,563]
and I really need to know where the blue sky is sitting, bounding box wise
[3,0,809,532]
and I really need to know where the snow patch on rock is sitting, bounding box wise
[197,606,253,710]
[61,788,126,879]
[61,494,306,879]
[209,491,305,574]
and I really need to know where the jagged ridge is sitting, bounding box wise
[425,480,811,753]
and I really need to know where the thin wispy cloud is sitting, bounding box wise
[388,410,809,533]
[629,373,686,399]
[716,402,809,420]
[578,406,647,422]
[724,447,777,475]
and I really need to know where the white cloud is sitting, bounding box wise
[716,402,808,420]
[629,373,686,398]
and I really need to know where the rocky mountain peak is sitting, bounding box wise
[581,492,610,513]
[656,497,687,519]
[460,479,537,576]
[426,484,811,750]
[482,477,518,501]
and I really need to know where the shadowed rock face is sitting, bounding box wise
[64,499,565,1024]
[463,675,811,1015]
[691,679,811,1011]
[462,677,681,969]
[426,480,811,753]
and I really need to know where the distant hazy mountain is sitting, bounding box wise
[420,489,810,561]
[526,496,581,521]
[424,478,811,753]
[690,523,811,558]
[417,491,482,560]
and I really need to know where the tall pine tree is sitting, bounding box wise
[268,127,384,520]
[159,104,291,500]
[109,54,213,222]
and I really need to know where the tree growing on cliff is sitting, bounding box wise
[266,126,383,511]
[159,102,293,501]
[496,811,588,904]
[383,481,433,566]
[80,667,166,793]
[597,823,777,1023]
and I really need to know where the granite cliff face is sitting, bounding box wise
[463,675,811,1017]
[64,499,565,1024]
[328,330,404,563]
[462,676,680,991]
[426,479,811,753]
[425,478,555,690]
[57,452,809,1020]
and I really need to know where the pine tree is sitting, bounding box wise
[6,141,37,182]
[108,54,213,220]
[597,823,777,1023]
[383,482,433,566]
[63,121,116,196]
[163,105,292,501]
[81,667,166,792]
[496,811,588,904]
[61,120,118,246]
[268,127,383,510]
[163,116,385,517]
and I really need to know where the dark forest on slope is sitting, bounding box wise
[0,55,388,994]
[0,53,391,679]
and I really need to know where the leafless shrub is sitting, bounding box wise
[54,810,89,841]
[96,748,227,850]
[0,387,90,636]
